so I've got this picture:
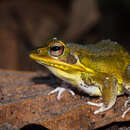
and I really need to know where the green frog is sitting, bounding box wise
[29,37,130,117]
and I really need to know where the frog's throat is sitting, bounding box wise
[30,53,94,73]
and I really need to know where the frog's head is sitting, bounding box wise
[29,37,85,72]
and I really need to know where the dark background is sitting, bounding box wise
[0,0,130,71]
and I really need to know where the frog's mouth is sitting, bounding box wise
[29,53,85,72]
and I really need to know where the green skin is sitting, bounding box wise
[30,38,130,114]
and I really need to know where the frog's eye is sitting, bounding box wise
[50,45,64,57]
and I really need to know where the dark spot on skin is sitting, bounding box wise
[113,78,117,87]
[80,82,89,88]
[104,79,109,88]
[80,83,83,86]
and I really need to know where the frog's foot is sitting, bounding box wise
[87,101,112,114]
[122,97,130,118]
[122,107,130,118]
[124,97,130,107]
[48,87,75,100]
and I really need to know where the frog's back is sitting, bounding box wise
[68,40,128,56]
[83,40,128,56]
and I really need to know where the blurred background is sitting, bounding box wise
[0,0,130,71]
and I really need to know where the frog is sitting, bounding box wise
[29,37,130,117]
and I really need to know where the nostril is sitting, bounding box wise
[36,49,40,54]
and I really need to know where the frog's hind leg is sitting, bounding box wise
[87,97,116,114]
[122,86,130,118]
[87,74,118,114]
[122,63,130,118]
[122,106,130,118]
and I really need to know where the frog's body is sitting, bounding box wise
[29,38,130,115]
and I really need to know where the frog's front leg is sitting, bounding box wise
[87,74,118,114]
[48,81,75,100]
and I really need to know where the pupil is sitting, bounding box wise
[51,46,60,51]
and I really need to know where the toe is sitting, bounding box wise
[122,107,130,118]
[57,88,66,100]
[67,90,75,96]
[87,101,103,107]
